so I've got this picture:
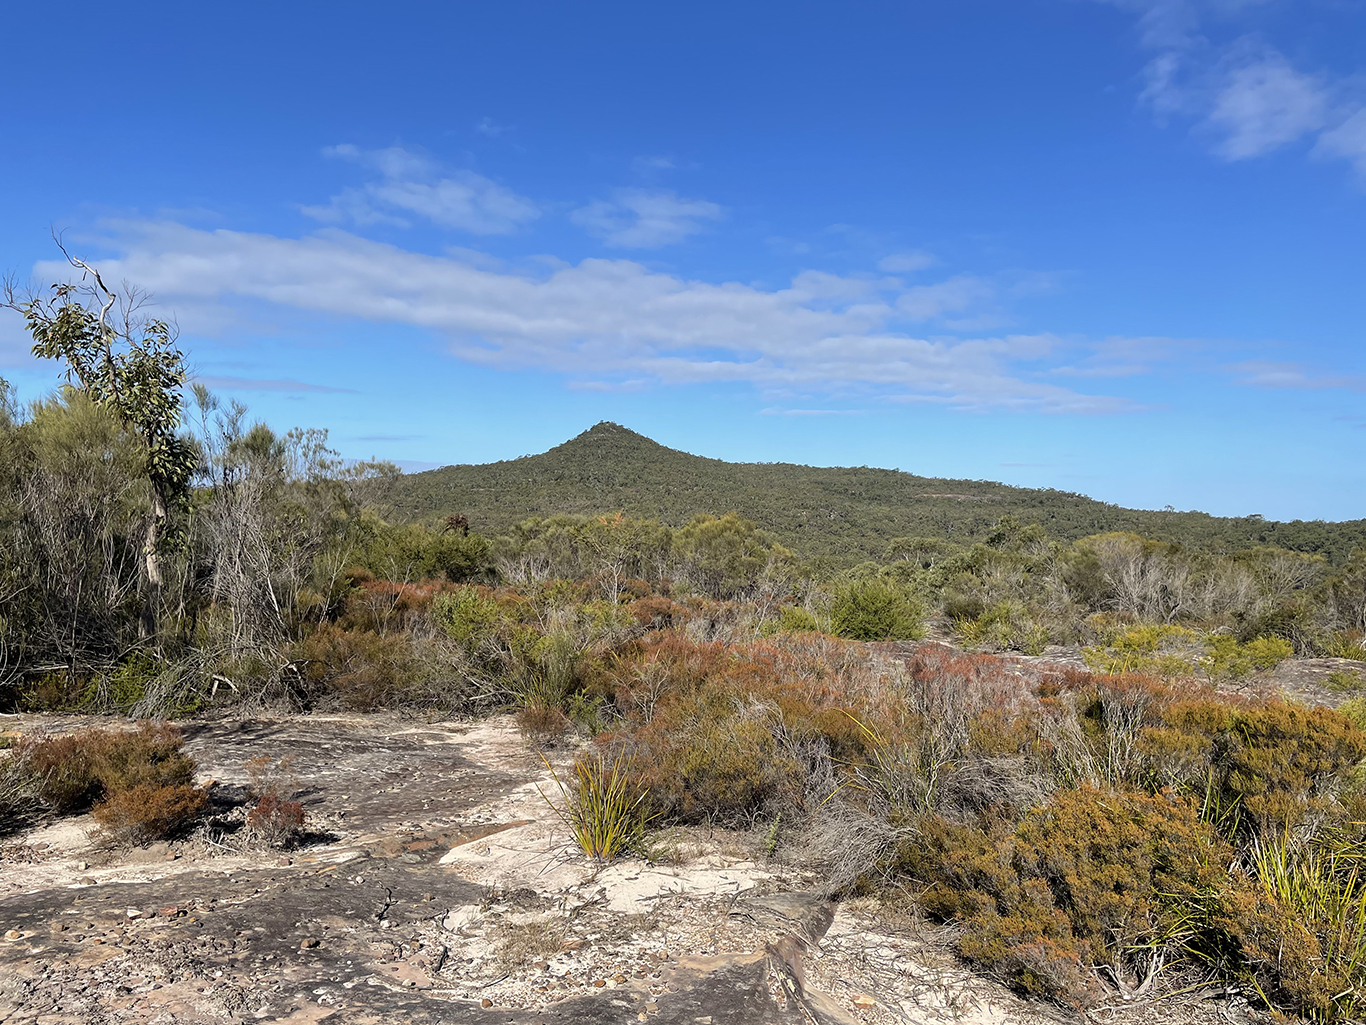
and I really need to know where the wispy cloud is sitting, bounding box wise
[54,220,1146,415]
[194,375,357,394]
[571,189,723,248]
[301,144,539,234]
[759,408,865,416]
[1100,0,1366,177]
[1228,360,1366,391]
[1205,48,1329,159]
[1050,335,1191,378]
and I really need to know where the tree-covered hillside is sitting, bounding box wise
[377,422,1366,564]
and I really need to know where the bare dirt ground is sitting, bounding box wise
[0,703,1276,1025]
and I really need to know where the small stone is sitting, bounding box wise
[614,974,627,984]
[4,930,20,940]
[76,861,88,871]
[593,979,607,988]
[159,906,179,917]
[852,994,876,1009]
[480,997,493,1008]
[532,960,548,969]
[125,909,143,919]
[645,1002,658,1011]
[300,937,320,949]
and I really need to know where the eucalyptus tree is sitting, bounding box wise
[3,248,196,642]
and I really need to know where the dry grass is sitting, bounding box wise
[496,918,570,968]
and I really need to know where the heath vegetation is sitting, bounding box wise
[5,262,1366,1018]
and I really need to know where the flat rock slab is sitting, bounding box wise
[0,716,867,1025]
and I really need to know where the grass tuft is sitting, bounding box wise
[539,750,653,861]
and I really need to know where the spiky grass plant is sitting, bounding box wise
[539,750,653,861]
[1249,828,1366,1019]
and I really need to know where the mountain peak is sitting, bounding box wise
[553,421,675,457]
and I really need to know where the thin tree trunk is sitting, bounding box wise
[141,489,166,643]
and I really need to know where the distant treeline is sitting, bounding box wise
[375,422,1366,565]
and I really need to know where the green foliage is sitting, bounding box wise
[539,750,653,860]
[774,605,820,633]
[830,578,924,641]
[352,517,491,582]
[376,421,1366,567]
[1082,624,1198,677]
[431,586,504,647]
[672,512,792,599]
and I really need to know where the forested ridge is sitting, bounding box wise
[382,421,1366,564]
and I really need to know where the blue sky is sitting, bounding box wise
[1,0,1363,520]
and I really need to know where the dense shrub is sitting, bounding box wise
[14,721,197,813]
[10,722,207,844]
[294,624,432,710]
[830,578,924,641]
[905,788,1227,1006]
[92,783,208,844]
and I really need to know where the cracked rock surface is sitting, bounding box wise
[1,713,1249,1025]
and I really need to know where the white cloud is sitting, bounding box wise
[1100,2,1366,176]
[301,145,539,234]
[1229,360,1366,391]
[50,220,1139,415]
[897,275,996,320]
[1206,51,1328,159]
[571,189,723,248]
[1316,108,1366,177]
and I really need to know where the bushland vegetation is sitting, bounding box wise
[7,263,1366,1018]
[378,420,1366,566]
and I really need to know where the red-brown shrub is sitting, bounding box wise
[14,722,197,812]
[92,783,208,844]
[246,792,306,846]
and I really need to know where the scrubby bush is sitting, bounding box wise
[830,578,924,641]
[9,722,207,844]
[93,783,208,844]
[14,721,197,813]
[246,792,306,846]
[432,585,504,647]
[907,788,1225,1007]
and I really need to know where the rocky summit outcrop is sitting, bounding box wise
[0,714,1230,1025]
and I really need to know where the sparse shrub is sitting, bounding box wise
[246,792,306,846]
[540,750,652,860]
[1326,670,1365,693]
[92,783,208,844]
[497,918,569,967]
[243,755,298,799]
[517,703,571,746]
[1320,630,1366,660]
